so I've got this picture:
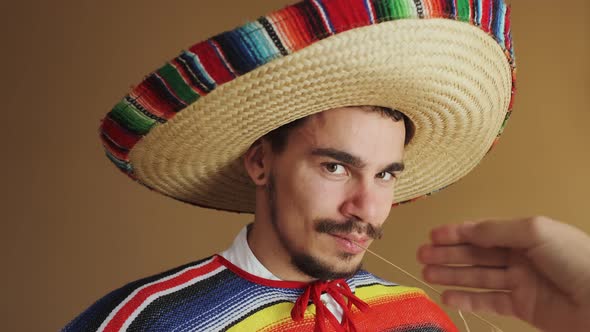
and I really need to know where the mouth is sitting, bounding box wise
[329,233,369,255]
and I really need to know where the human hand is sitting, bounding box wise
[417,216,590,332]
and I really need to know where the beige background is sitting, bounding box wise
[1,0,588,331]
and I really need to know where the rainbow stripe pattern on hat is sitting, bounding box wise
[100,0,516,207]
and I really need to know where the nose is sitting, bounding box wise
[339,178,385,224]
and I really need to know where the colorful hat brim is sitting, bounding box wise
[100,0,516,213]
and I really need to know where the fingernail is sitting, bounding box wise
[416,244,427,260]
[421,266,433,282]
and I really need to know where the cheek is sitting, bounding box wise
[279,167,344,225]
[296,171,346,211]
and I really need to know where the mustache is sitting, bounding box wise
[315,218,383,240]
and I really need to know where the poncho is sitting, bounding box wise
[64,255,458,331]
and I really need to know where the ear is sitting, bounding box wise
[243,139,271,186]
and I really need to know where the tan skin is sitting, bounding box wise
[418,216,590,331]
[243,106,406,282]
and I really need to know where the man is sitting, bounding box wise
[66,0,517,330]
[70,106,459,331]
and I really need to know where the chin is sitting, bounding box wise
[333,255,363,272]
[293,250,363,280]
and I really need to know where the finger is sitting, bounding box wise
[442,290,516,317]
[417,244,509,267]
[430,217,548,248]
[459,219,543,248]
[429,223,465,245]
[422,265,510,290]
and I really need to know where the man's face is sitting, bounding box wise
[265,107,406,280]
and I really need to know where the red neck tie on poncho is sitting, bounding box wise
[291,279,369,332]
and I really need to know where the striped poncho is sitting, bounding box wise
[64,255,458,331]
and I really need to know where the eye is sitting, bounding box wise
[323,163,347,175]
[376,171,395,181]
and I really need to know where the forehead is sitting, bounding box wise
[289,107,406,163]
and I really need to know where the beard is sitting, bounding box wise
[266,173,383,280]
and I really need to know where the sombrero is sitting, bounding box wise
[99,0,516,213]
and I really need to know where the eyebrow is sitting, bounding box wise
[311,148,405,173]
[382,162,405,174]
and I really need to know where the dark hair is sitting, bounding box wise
[264,106,415,154]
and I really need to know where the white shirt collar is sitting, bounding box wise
[219,224,281,280]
